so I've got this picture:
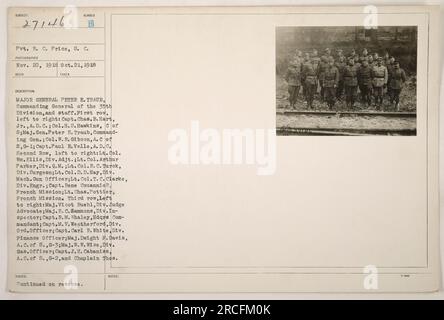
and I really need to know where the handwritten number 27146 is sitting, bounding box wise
[22,16,65,30]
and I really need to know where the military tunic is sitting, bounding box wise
[372,65,388,87]
[372,64,388,108]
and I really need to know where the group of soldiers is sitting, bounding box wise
[284,47,408,111]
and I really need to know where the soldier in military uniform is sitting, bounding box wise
[354,54,362,69]
[296,50,303,61]
[343,58,358,109]
[388,61,407,111]
[284,60,302,109]
[301,52,311,99]
[372,57,388,110]
[311,49,321,68]
[302,54,318,109]
[335,55,346,101]
[357,58,373,107]
[323,57,339,110]
[349,48,356,60]
[373,52,379,62]
[383,51,391,66]
[291,50,303,65]
[367,55,374,69]
[323,48,333,61]
[386,56,395,98]
[320,48,334,101]
[317,55,329,102]
[336,49,344,61]
[360,48,369,64]
[311,49,321,96]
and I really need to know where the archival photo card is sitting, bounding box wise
[5,6,440,294]
[276,26,418,136]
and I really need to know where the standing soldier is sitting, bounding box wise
[311,49,321,69]
[386,56,396,98]
[357,58,373,108]
[335,55,346,101]
[354,52,361,66]
[319,48,333,102]
[372,57,388,110]
[373,52,379,62]
[336,49,344,61]
[324,48,333,61]
[354,54,362,69]
[311,49,321,97]
[388,61,407,111]
[367,55,374,69]
[349,48,356,61]
[354,53,362,103]
[318,55,329,102]
[323,57,339,110]
[285,60,302,109]
[297,50,303,61]
[301,52,311,100]
[343,58,359,109]
[383,51,390,66]
[291,50,303,65]
[361,48,369,61]
[302,54,318,109]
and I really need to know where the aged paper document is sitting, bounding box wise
[7,6,441,292]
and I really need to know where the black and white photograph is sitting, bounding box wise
[276,26,418,136]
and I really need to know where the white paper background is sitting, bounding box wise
[0,0,443,300]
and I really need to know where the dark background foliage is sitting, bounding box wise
[276,26,418,76]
